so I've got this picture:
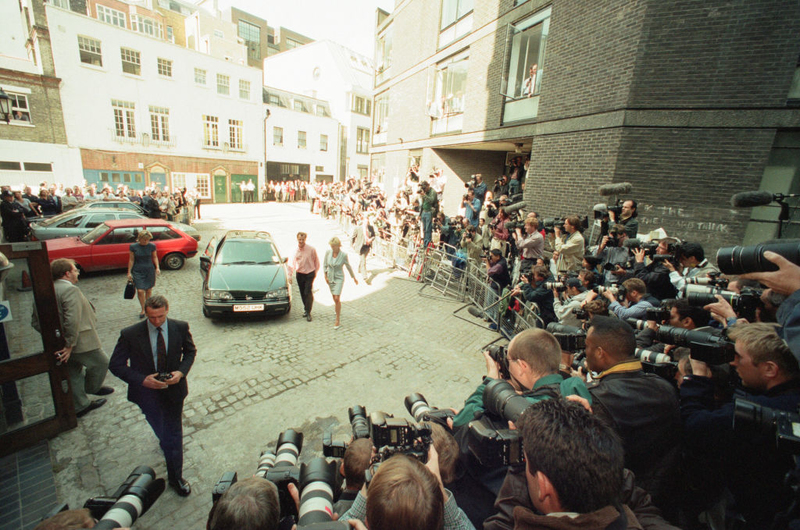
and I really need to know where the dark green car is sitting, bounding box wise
[200,230,291,318]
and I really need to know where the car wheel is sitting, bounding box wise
[162,253,185,270]
[202,306,211,318]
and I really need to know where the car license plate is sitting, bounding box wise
[233,304,264,312]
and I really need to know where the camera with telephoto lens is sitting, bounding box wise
[685,274,729,289]
[685,288,761,322]
[296,458,348,529]
[634,349,679,382]
[626,318,647,331]
[322,404,371,458]
[83,466,165,530]
[486,344,511,380]
[654,325,735,365]
[646,306,671,322]
[404,393,455,428]
[716,240,800,275]
[254,429,304,519]
[211,471,238,503]
[466,379,531,468]
[734,401,800,454]
[593,285,627,298]
[573,307,589,320]
[546,322,586,352]
[635,348,672,365]
[543,217,565,234]
[369,411,432,462]
[544,281,566,292]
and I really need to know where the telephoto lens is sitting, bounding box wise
[716,240,800,275]
[404,393,433,422]
[635,349,672,365]
[483,379,532,423]
[256,429,304,478]
[348,405,370,440]
[90,466,165,530]
[297,458,347,529]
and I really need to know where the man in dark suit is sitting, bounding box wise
[109,295,196,496]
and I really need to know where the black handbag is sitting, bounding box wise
[124,280,135,299]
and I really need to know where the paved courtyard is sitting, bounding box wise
[7,202,498,529]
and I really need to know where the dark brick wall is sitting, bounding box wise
[536,0,648,122]
[524,128,621,216]
[613,127,775,252]
[628,0,800,108]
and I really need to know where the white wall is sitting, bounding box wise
[0,140,83,188]
[265,104,339,182]
[47,5,263,169]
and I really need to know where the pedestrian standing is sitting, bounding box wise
[324,237,358,329]
[289,232,320,322]
[109,295,196,497]
[128,230,160,319]
[352,215,375,285]
[33,258,113,417]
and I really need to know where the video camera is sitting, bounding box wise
[623,239,682,263]
[546,322,586,352]
[543,216,589,234]
[734,400,800,454]
[654,325,735,365]
[84,466,165,530]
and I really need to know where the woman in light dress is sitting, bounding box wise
[323,237,358,329]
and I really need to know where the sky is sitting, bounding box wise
[212,0,396,58]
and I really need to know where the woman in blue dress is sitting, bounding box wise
[323,237,358,329]
[127,230,160,318]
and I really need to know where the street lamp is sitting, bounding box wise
[0,89,10,124]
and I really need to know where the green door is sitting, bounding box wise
[213,175,228,203]
[230,175,249,203]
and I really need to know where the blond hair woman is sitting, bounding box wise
[323,236,358,329]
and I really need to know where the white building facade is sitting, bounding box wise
[262,41,373,182]
[263,86,339,184]
[46,3,264,203]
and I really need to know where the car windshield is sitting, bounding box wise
[215,240,280,265]
[38,211,73,227]
[80,223,110,244]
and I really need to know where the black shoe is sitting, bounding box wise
[169,478,191,497]
[76,398,107,418]
[302,311,308,317]
[92,386,115,396]
[306,313,312,322]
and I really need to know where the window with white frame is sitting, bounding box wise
[427,50,469,134]
[316,105,330,117]
[217,74,230,95]
[239,80,250,100]
[500,7,550,124]
[166,26,174,43]
[196,174,211,198]
[97,5,126,28]
[120,48,140,75]
[351,95,371,116]
[194,68,206,85]
[171,172,186,190]
[294,100,308,113]
[78,35,102,67]
[273,126,283,146]
[131,15,163,39]
[298,130,306,149]
[375,26,393,85]
[157,58,172,77]
[112,100,136,138]
[228,119,243,150]
[356,127,370,154]
[203,115,219,147]
[149,106,170,142]
[374,92,389,142]
[439,0,474,47]
[320,134,328,151]
[7,92,32,124]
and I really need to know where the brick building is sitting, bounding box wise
[372,0,800,253]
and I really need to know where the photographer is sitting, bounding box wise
[460,227,483,264]
[595,224,631,285]
[552,216,585,273]
[597,278,655,321]
[490,208,511,256]
[632,238,678,301]
[452,328,591,429]
[333,438,374,515]
[338,451,474,530]
[462,189,480,228]
[483,249,512,330]
[472,174,487,208]
[510,265,557,327]
[493,175,508,199]
[584,317,681,516]
[209,477,280,530]
[636,298,710,352]
[608,199,639,239]
[553,278,590,328]
[664,242,719,292]
[681,322,800,529]
[484,399,681,530]
[418,181,438,249]
[514,218,544,274]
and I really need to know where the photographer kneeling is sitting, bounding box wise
[681,322,800,529]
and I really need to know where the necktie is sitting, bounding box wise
[156,326,167,373]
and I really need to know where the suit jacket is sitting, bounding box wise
[109,319,196,405]
[54,280,102,353]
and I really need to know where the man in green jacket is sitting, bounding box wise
[452,328,591,428]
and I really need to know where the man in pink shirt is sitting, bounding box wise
[289,232,320,321]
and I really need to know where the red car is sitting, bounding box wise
[45,219,199,272]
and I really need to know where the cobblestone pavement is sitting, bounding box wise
[10,202,499,529]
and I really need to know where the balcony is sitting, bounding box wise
[109,130,176,148]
